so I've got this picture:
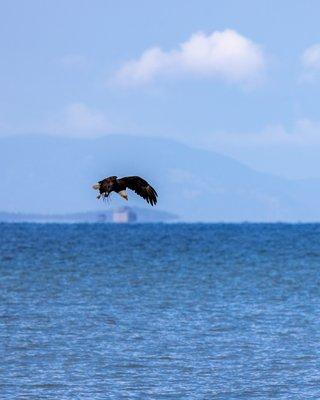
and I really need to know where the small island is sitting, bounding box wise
[0,207,178,224]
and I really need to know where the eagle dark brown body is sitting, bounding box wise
[92,176,158,206]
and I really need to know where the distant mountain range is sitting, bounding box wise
[1,134,320,221]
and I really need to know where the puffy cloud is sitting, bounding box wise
[47,103,112,137]
[302,44,320,70]
[112,29,265,87]
[0,103,114,138]
[300,44,320,82]
[205,119,320,148]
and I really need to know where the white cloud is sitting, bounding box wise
[300,44,320,82]
[47,103,112,137]
[112,29,265,87]
[204,119,320,148]
[302,44,320,70]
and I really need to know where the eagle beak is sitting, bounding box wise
[92,183,100,190]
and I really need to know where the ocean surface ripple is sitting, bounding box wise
[1,223,320,399]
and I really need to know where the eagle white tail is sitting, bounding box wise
[118,190,128,200]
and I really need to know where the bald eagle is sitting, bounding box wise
[92,176,158,206]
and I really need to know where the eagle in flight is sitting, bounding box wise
[92,176,158,206]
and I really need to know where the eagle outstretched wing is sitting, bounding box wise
[118,176,158,206]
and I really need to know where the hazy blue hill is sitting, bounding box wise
[1,134,320,221]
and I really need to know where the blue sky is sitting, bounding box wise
[1,0,320,178]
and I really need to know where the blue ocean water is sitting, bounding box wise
[1,223,320,399]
